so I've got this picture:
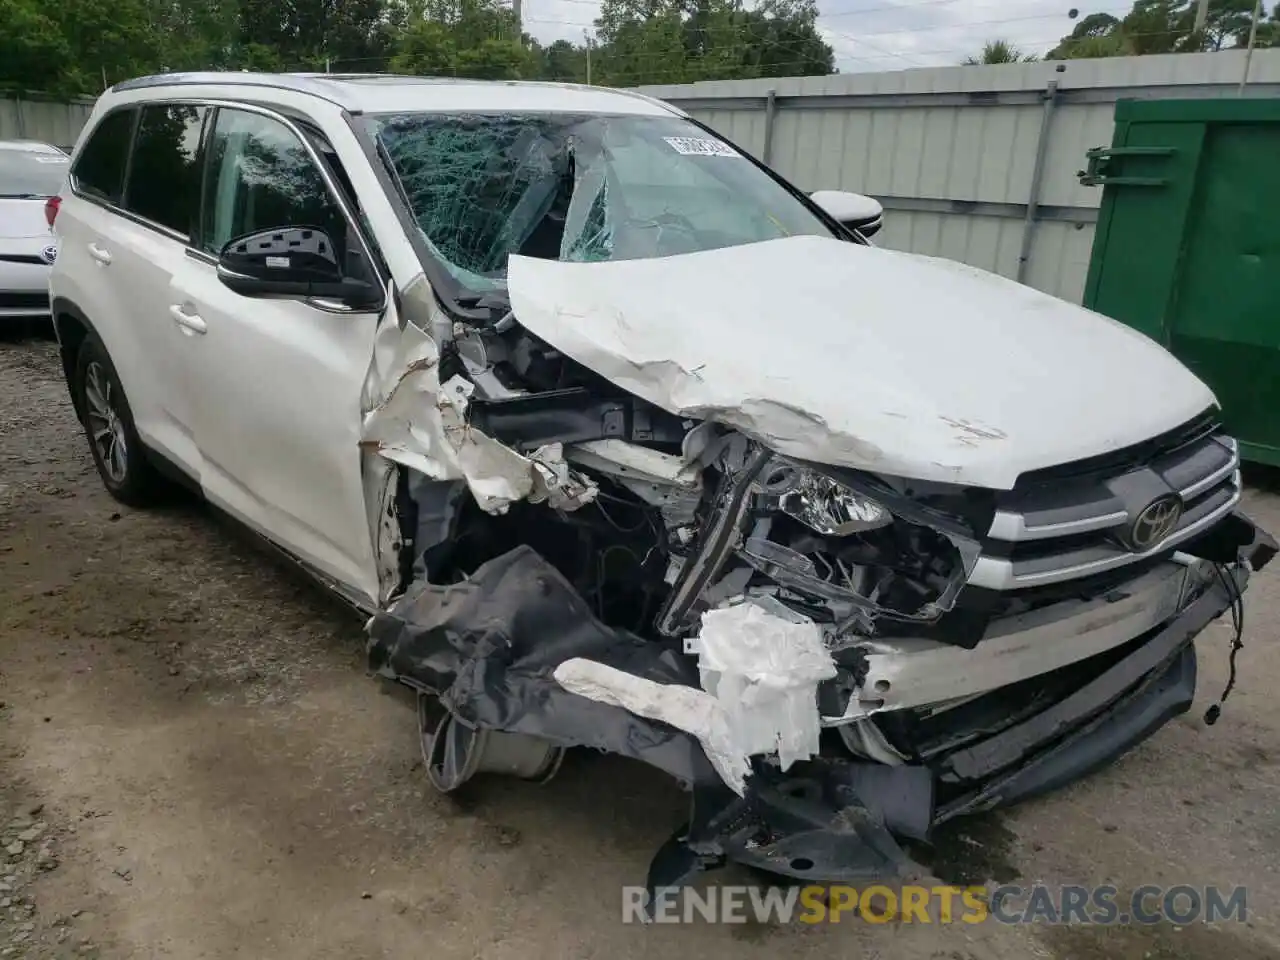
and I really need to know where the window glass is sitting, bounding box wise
[0,148,70,198]
[369,112,835,292]
[72,109,136,204]
[198,109,348,259]
[124,104,208,235]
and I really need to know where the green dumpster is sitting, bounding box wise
[1081,98,1280,466]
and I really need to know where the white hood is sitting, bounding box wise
[506,236,1216,490]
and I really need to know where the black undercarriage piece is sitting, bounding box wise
[367,505,1274,907]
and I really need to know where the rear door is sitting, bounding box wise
[111,102,211,475]
[167,105,384,604]
[54,104,207,476]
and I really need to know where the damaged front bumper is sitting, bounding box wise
[368,511,1275,900]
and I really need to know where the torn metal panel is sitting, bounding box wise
[364,454,402,606]
[563,440,703,525]
[821,560,1201,723]
[360,311,596,515]
[505,235,1217,490]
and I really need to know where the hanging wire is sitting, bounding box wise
[1203,562,1246,726]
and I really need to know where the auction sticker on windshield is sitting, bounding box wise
[663,137,740,157]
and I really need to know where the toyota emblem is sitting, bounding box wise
[39,244,58,265]
[1126,495,1183,551]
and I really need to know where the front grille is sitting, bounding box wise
[969,416,1240,590]
[0,291,50,310]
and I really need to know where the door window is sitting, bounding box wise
[123,104,209,236]
[197,109,349,260]
[72,109,137,205]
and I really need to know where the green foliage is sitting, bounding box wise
[739,0,835,78]
[0,0,833,95]
[1047,0,1279,60]
[962,39,1038,63]
[592,0,834,85]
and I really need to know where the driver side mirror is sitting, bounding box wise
[809,190,884,238]
[216,227,381,309]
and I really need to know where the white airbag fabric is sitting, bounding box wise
[690,601,836,772]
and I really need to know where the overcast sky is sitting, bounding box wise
[520,0,1135,71]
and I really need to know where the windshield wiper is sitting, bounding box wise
[0,193,51,199]
[455,291,510,313]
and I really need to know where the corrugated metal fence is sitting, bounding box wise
[636,49,1280,304]
[6,53,1280,304]
[0,94,95,151]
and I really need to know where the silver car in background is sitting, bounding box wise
[0,140,68,322]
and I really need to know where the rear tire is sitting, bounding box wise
[74,333,166,507]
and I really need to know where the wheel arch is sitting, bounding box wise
[51,297,100,422]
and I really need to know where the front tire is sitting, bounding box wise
[74,333,165,507]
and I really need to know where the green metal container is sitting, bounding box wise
[1081,98,1280,466]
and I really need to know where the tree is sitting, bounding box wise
[152,0,241,72]
[1047,0,1280,60]
[237,0,394,71]
[595,0,695,85]
[389,0,534,79]
[592,0,833,86]
[963,39,1038,64]
[537,39,589,83]
[739,0,834,78]
[390,18,459,75]
[0,0,72,92]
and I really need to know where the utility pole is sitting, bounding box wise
[1240,0,1264,94]
[1193,0,1210,32]
[585,31,592,85]
[512,0,522,33]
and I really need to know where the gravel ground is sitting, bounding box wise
[3,332,1280,960]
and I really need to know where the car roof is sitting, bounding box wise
[0,140,65,155]
[109,72,682,118]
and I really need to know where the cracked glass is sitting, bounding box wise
[369,112,835,293]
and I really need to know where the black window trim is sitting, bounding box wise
[119,102,212,242]
[72,96,387,313]
[193,100,387,312]
[69,105,141,215]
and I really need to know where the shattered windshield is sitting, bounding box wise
[369,112,835,293]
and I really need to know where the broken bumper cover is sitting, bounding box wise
[367,514,1275,894]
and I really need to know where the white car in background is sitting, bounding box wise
[0,140,66,322]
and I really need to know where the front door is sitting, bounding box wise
[169,106,384,604]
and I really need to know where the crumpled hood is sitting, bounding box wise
[507,236,1215,490]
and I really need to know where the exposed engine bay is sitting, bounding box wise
[361,271,1276,904]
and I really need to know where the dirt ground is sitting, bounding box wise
[3,332,1280,960]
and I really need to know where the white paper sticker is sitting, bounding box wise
[663,137,740,158]
[265,255,291,269]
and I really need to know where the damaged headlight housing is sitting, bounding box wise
[762,462,893,536]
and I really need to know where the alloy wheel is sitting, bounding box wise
[83,361,128,484]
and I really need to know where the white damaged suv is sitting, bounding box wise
[49,73,1275,897]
